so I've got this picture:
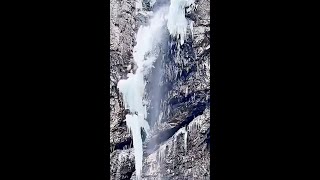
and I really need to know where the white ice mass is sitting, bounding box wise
[167,0,194,45]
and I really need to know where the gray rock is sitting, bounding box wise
[110,149,136,180]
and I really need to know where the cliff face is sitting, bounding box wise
[109,0,137,179]
[109,0,210,179]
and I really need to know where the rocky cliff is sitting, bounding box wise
[109,0,210,179]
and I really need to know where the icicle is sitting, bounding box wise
[158,112,163,123]
[183,126,188,152]
[158,144,166,163]
[189,20,194,38]
[192,92,195,101]
[185,86,188,97]
[174,126,188,152]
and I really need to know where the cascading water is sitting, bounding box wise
[117,0,194,179]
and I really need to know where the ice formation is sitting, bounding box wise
[187,113,202,134]
[166,0,194,45]
[158,143,167,163]
[158,126,188,162]
[189,21,194,38]
[175,126,188,152]
[117,0,195,179]
[117,5,169,180]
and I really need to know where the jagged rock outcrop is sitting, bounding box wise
[109,0,210,179]
[110,149,136,179]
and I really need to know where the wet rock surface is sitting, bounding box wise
[109,0,210,179]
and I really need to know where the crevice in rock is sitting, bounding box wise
[168,89,209,106]
[112,137,133,153]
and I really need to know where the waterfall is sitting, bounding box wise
[117,0,194,179]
